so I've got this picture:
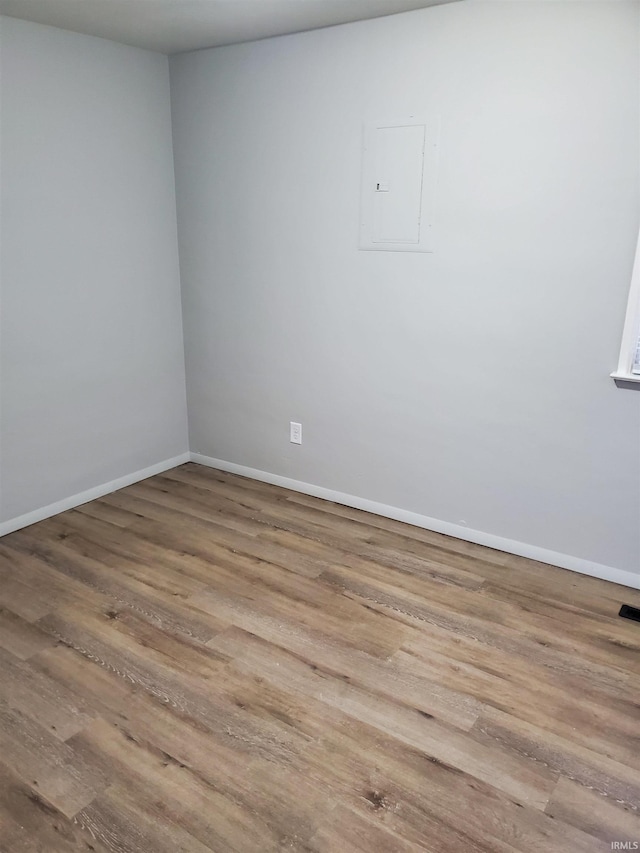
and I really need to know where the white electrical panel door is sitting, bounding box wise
[360,116,439,253]
[373,124,425,244]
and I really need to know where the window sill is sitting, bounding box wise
[611,371,640,386]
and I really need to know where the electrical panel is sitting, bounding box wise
[359,115,440,253]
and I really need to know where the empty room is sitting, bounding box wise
[0,0,639,850]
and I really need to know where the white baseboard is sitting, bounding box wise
[0,452,190,538]
[191,452,640,592]
[3,448,637,592]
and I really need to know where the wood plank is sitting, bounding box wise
[319,561,639,681]
[309,804,428,853]
[295,715,605,853]
[36,645,338,849]
[6,529,228,645]
[210,623,481,730]
[0,645,94,740]
[69,718,280,853]
[0,699,107,818]
[136,475,487,592]
[207,627,556,809]
[0,607,57,660]
[471,707,640,812]
[545,776,640,844]
[0,759,111,853]
[394,644,639,769]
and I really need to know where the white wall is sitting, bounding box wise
[170,1,640,577]
[0,17,189,523]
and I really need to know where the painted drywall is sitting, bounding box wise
[171,1,640,576]
[0,16,188,521]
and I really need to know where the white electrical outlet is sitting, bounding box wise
[290,422,302,444]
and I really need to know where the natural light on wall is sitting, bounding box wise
[612,225,640,384]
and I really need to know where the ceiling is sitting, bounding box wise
[0,0,460,55]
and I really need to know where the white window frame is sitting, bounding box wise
[611,224,640,385]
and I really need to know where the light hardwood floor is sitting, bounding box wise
[0,462,639,852]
